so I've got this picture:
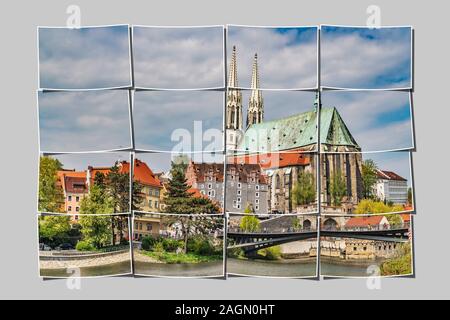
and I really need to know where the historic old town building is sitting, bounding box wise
[226,46,363,214]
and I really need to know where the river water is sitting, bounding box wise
[40,260,132,278]
[135,260,224,277]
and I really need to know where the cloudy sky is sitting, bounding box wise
[39,91,132,152]
[228,26,318,89]
[39,25,131,89]
[321,90,414,152]
[363,151,413,188]
[133,91,224,152]
[133,26,224,89]
[321,26,412,89]
[48,152,131,172]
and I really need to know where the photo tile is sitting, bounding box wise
[226,89,318,154]
[319,213,414,278]
[226,152,319,215]
[38,152,132,215]
[320,151,414,216]
[38,90,132,153]
[132,152,225,215]
[132,26,225,89]
[38,213,132,278]
[133,212,225,278]
[227,25,318,89]
[38,25,132,90]
[227,213,318,278]
[133,90,224,153]
[320,91,414,153]
[321,26,412,90]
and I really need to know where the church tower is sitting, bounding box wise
[246,53,264,127]
[226,46,243,151]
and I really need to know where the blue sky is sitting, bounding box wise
[39,91,132,152]
[133,26,224,89]
[39,25,131,89]
[322,90,414,152]
[227,26,318,89]
[321,26,412,89]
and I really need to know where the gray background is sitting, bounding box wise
[0,0,446,299]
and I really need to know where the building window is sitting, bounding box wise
[255,205,259,211]
[237,204,241,209]
[255,199,259,204]
[139,223,143,230]
[75,207,79,212]
[237,183,242,189]
[208,184,212,189]
[155,201,159,209]
[255,192,259,198]
[68,195,72,201]
[146,224,152,231]
[237,197,241,203]
[76,196,80,202]
[74,215,78,221]
[68,206,72,212]
[237,190,241,196]
[149,200,152,208]
[353,247,357,251]
[255,185,260,191]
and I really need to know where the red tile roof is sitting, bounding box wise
[228,152,311,169]
[57,170,87,194]
[376,170,407,181]
[399,214,411,223]
[345,216,387,228]
[88,159,162,188]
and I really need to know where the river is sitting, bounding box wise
[134,260,224,277]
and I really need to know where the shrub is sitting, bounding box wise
[141,235,158,251]
[76,240,95,252]
[258,246,281,260]
[162,238,183,252]
[153,242,165,253]
[187,236,215,255]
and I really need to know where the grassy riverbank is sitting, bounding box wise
[140,250,222,264]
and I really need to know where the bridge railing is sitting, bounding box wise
[228,227,317,234]
[322,222,410,232]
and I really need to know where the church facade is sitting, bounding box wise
[226,46,363,214]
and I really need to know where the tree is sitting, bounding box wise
[407,187,413,205]
[39,215,71,247]
[362,159,378,199]
[38,156,64,212]
[240,205,260,232]
[330,170,347,206]
[163,164,220,253]
[380,243,412,276]
[79,184,114,249]
[292,171,316,207]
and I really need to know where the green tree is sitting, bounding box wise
[407,187,413,205]
[79,184,114,249]
[240,206,260,232]
[38,156,64,212]
[292,171,316,207]
[38,215,71,247]
[362,159,378,199]
[330,170,347,206]
[380,243,412,276]
[163,164,220,253]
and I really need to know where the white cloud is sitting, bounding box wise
[322,91,413,152]
[321,27,412,89]
[39,91,132,152]
[133,27,224,89]
[39,26,131,89]
[228,26,318,89]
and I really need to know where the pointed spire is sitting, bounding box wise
[247,53,264,127]
[228,45,238,88]
[314,91,321,112]
[226,45,242,131]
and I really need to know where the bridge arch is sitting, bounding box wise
[323,218,338,230]
[303,219,312,230]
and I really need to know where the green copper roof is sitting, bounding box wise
[236,107,359,152]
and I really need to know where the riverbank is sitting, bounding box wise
[39,251,131,269]
[138,250,222,264]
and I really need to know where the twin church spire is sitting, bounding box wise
[226,46,264,131]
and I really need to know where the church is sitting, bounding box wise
[226,46,364,213]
